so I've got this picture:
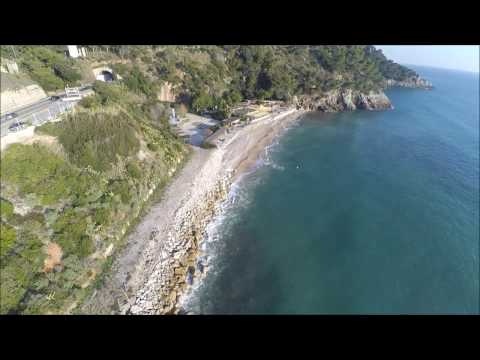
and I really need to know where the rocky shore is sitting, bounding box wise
[296,89,393,112]
[295,77,432,113]
[385,75,433,89]
[81,78,435,314]
[80,108,305,315]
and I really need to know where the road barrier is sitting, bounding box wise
[1,101,76,137]
[30,101,75,126]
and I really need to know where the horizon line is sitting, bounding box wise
[402,62,479,74]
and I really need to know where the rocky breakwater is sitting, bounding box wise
[385,75,433,89]
[126,149,233,315]
[296,88,393,112]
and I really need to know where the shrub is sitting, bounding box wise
[78,94,102,109]
[0,230,44,313]
[0,198,14,221]
[53,208,93,258]
[127,161,142,179]
[35,122,63,137]
[0,222,17,257]
[192,91,214,113]
[92,206,111,226]
[147,143,158,151]
[92,81,126,105]
[123,66,156,98]
[53,63,81,84]
[108,180,132,204]
[29,67,64,91]
[50,112,140,172]
[1,144,77,205]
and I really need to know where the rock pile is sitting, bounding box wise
[126,171,232,315]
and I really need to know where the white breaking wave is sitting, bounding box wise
[177,173,254,312]
[178,116,304,313]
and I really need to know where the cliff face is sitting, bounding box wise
[385,76,433,90]
[158,82,176,102]
[295,74,433,113]
[296,89,393,112]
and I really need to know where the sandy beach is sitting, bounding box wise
[80,107,305,314]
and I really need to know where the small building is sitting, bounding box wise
[66,45,88,58]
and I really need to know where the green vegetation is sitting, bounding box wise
[0,222,17,257]
[122,66,157,98]
[3,45,416,114]
[0,45,416,314]
[1,86,188,313]
[40,111,140,172]
[53,208,93,258]
[1,46,83,91]
[86,45,416,117]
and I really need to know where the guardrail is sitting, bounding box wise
[1,101,76,137]
[29,101,76,126]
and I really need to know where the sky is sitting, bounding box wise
[375,45,479,73]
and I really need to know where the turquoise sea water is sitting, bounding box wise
[184,66,479,314]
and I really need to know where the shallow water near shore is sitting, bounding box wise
[182,66,479,314]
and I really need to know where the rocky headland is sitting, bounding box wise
[296,89,393,112]
[385,75,433,89]
[295,76,432,113]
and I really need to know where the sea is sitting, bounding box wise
[181,66,479,314]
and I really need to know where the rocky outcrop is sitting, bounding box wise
[1,73,47,114]
[385,76,433,90]
[158,82,176,103]
[296,89,393,112]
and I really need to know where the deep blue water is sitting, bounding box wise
[184,66,479,314]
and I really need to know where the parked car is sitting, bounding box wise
[8,121,27,133]
[4,112,18,120]
[49,95,61,101]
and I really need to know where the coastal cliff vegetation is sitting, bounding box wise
[0,85,188,314]
[2,45,422,111]
[0,45,422,314]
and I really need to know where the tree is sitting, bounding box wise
[192,91,214,113]
[53,63,81,84]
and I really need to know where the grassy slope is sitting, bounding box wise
[0,91,188,314]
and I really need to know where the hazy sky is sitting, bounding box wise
[375,45,479,73]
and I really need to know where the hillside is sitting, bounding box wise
[0,45,427,314]
[0,82,188,314]
[1,45,429,114]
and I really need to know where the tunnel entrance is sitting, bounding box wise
[96,70,114,82]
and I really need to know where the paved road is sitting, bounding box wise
[1,86,93,137]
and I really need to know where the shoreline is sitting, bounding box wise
[80,107,305,314]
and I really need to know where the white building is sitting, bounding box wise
[66,46,87,58]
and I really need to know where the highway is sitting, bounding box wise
[1,85,93,137]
